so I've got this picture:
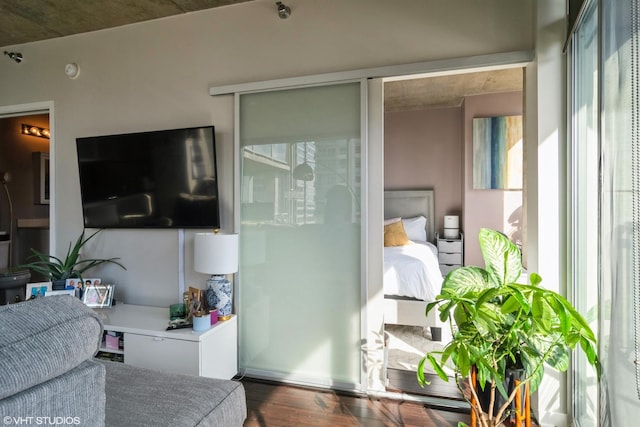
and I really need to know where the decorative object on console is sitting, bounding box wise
[194,231,239,321]
[25,281,52,300]
[82,284,114,308]
[192,311,211,332]
[443,215,459,239]
[169,303,186,320]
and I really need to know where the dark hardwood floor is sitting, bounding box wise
[241,378,471,427]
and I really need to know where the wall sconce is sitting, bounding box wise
[22,124,50,139]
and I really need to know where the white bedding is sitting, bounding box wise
[383,241,443,301]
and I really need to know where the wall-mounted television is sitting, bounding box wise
[76,126,220,229]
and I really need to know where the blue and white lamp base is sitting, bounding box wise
[205,275,232,320]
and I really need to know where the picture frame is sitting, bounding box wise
[32,152,50,205]
[82,284,113,308]
[67,278,101,291]
[25,282,52,300]
[472,115,523,190]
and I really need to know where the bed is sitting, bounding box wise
[383,190,445,338]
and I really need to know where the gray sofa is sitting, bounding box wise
[0,296,247,427]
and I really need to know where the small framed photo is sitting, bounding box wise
[82,284,113,308]
[66,278,101,291]
[26,282,52,300]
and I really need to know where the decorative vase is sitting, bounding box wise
[205,275,232,320]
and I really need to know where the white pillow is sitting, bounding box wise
[402,216,427,241]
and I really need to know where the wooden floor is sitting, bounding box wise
[241,378,471,427]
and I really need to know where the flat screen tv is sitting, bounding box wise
[76,126,220,229]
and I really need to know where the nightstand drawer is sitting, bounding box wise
[439,264,460,275]
[439,252,463,264]
[438,239,463,253]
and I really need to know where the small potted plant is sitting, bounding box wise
[417,228,600,427]
[17,230,126,289]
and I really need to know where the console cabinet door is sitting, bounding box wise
[125,334,199,376]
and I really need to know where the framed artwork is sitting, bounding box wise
[82,284,113,308]
[33,152,50,204]
[66,278,100,291]
[472,115,523,190]
[26,282,52,300]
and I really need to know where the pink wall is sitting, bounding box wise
[463,92,523,266]
[384,107,462,235]
[384,91,524,267]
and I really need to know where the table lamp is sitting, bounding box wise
[194,231,239,321]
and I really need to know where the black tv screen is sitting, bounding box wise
[76,126,220,229]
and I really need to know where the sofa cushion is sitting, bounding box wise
[0,359,105,426]
[99,360,247,427]
[0,296,103,399]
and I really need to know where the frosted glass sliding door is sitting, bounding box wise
[238,82,362,389]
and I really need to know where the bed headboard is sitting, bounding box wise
[384,190,436,243]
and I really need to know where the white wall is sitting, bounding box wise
[0,0,535,307]
[525,1,568,425]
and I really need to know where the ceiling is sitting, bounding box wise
[0,0,254,48]
[0,1,523,111]
[384,68,524,112]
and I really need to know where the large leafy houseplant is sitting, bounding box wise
[17,230,126,283]
[417,228,600,427]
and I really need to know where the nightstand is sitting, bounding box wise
[436,232,464,275]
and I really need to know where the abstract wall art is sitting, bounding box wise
[472,115,523,190]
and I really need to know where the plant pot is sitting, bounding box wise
[476,413,508,427]
[52,279,67,291]
[476,367,527,425]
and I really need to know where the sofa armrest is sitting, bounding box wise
[0,296,103,399]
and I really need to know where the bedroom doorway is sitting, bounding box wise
[381,67,525,402]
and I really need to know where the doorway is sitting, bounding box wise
[381,67,525,400]
[0,105,52,274]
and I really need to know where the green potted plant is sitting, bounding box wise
[17,230,126,289]
[417,228,600,427]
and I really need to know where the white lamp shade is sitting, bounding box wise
[194,232,239,275]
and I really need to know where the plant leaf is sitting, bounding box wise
[478,228,522,286]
